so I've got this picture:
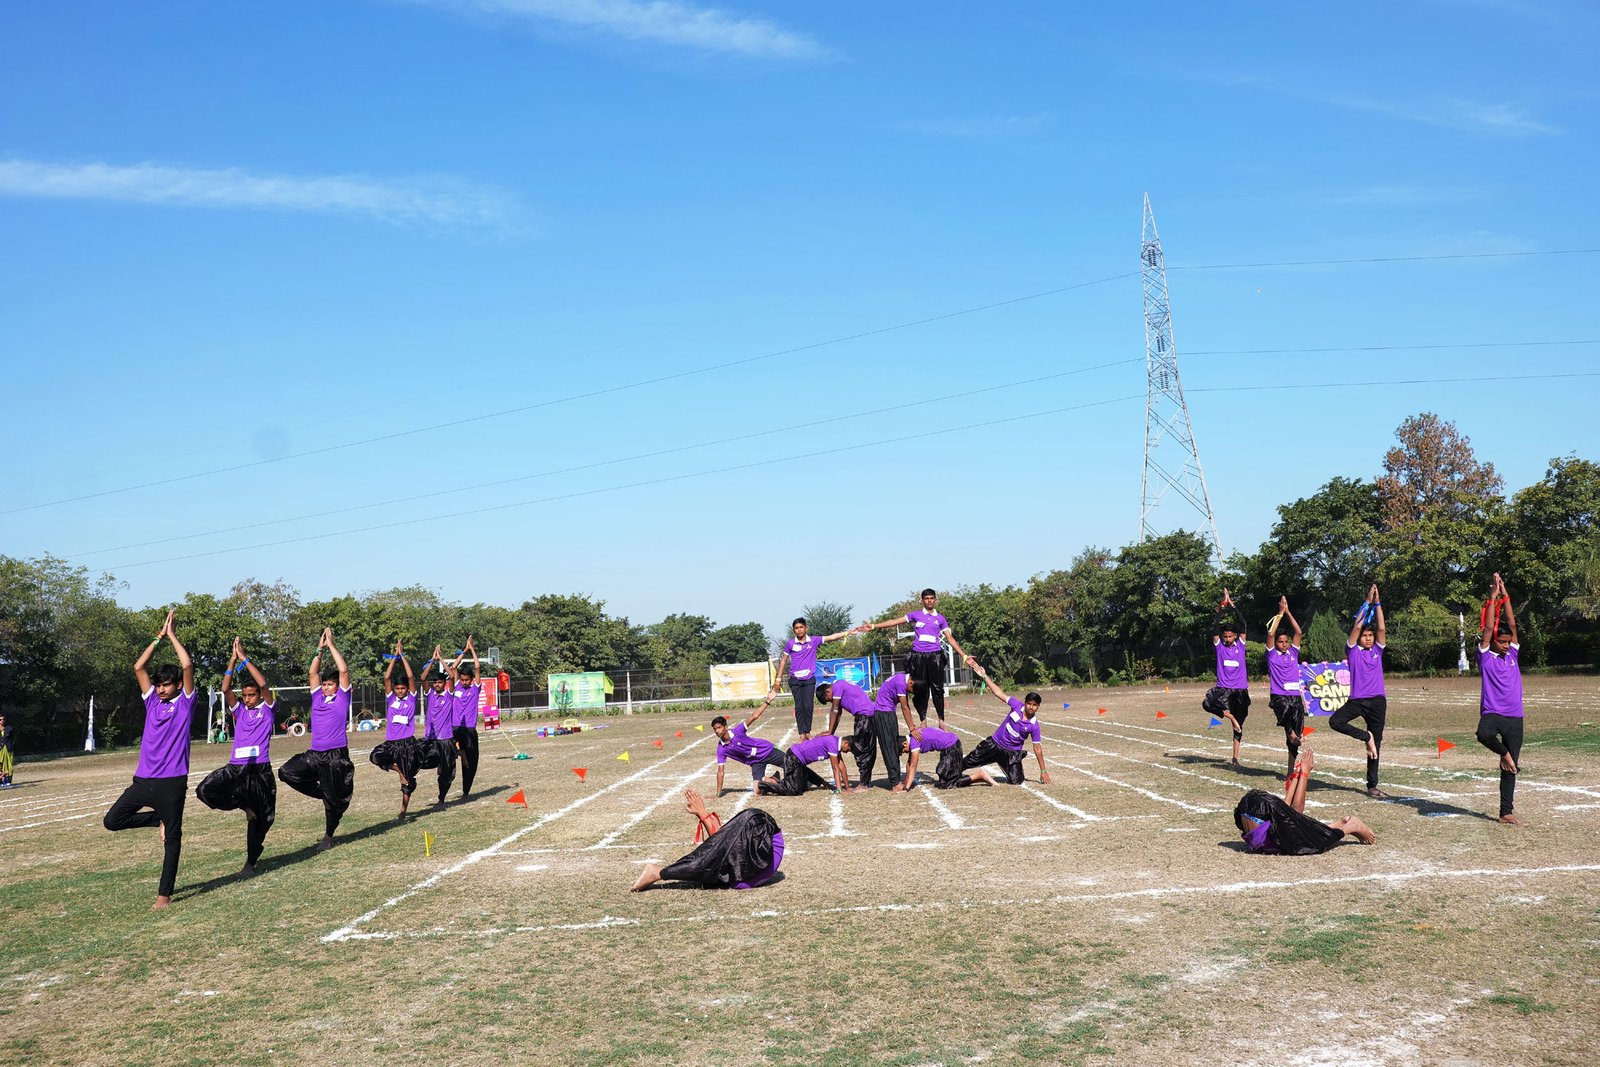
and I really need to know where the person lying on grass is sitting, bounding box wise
[630,788,784,892]
[893,725,998,791]
[1234,749,1375,855]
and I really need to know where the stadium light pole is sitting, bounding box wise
[1140,193,1223,565]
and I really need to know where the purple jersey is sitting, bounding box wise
[1215,639,1248,689]
[228,700,275,766]
[733,830,784,890]
[309,686,351,752]
[789,734,840,765]
[1479,644,1523,717]
[717,722,776,767]
[1241,817,1275,853]
[1346,642,1386,699]
[905,609,949,653]
[453,682,483,730]
[830,679,875,716]
[784,635,825,681]
[910,725,959,753]
[873,672,910,713]
[385,693,418,740]
[424,689,454,740]
[135,687,196,777]
[1265,647,1302,697]
[993,697,1042,751]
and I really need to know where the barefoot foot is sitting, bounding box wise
[238,864,256,879]
[1499,752,1518,774]
[317,835,334,851]
[152,895,172,910]
[1499,813,1526,826]
[630,864,663,892]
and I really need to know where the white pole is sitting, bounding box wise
[84,695,96,752]
[1458,612,1470,674]
[626,670,633,715]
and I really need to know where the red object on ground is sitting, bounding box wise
[1155,711,1167,719]
[508,789,528,808]
[572,767,587,781]
[1097,707,1107,716]
[1303,725,1317,735]
[675,730,684,738]
[652,739,663,748]
[1437,738,1456,756]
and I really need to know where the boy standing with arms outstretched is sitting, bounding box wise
[858,589,972,727]
[1202,588,1251,767]
[196,636,279,878]
[1265,597,1307,781]
[1330,585,1392,799]
[773,617,854,740]
[104,609,197,909]
[1477,573,1526,825]
[278,628,355,850]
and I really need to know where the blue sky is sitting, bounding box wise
[3,1,1597,635]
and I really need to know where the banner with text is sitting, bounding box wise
[548,671,614,711]
[710,661,774,702]
[1299,660,1351,717]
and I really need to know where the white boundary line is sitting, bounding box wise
[0,810,102,834]
[322,735,715,942]
[339,863,1600,941]
[826,792,857,838]
[0,788,124,814]
[919,787,965,830]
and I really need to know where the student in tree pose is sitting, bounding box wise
[1265,597,1308,781]
[450,637,483,800]
[630,789,783,892]
[278,628,355,850]
[0,712,14,788]
[1235,749,1374,854]
[773,617,855,740]
[757,728,852,796]
[104,609,198,909]
[1202,588,1251,767]
[1329,585,1392,799]
[961,663,1052,785]
[1477,572,1527,826]
[196,637,279,878]
[369,639,423,820]
[712,705,778,797]
[858,589,972,727]
[893,724,997,791]
[419,645,458,804]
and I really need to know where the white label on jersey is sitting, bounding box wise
[1281,682,1301,691]
[1223,660,1240,668]
[233,745,260,759]
[391,714,411,725]
[792,668,812,678]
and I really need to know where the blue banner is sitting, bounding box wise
[1299,660,1352,717]
[818,655,879,689]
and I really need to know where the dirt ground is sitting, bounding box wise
[3,675,1598,1066]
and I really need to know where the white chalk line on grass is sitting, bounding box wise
[586,761,715,850]
[0,810,102,834]
[322,734,716,942]
[939,719,1110,819]
[1,788,124,814]
[919,787,966,830]
[943,713,1217,815]
[343,863,1600,942]
[827,792,857,837]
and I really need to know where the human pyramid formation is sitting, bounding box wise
[104,579,1530,907]
[104,617,490,908]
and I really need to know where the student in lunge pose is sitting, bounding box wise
[104,610,198,909]
[756,729,852,796]
[1265,597,1307,781]
[1476,573,1526,826]
[1329,585,1392,799]
[1202,589,1251,767]
[961,663,1051,785]
[712,705,778,797]
[893,723,997,791]
[196,637,279,878]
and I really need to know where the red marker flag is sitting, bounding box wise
[508,789,528,808]
[1437,738,1456,756]
[1303,726,1317,736]
[652,739,664,748]
[1097,708,1107,716]
[572,767,587,781]
[675,730,684,739]
[1155,711,1167,719]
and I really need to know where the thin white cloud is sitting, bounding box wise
[894,113,1052,139]
[1323,92,1557,136]
[408,0,831,60]
[0,158,524,230]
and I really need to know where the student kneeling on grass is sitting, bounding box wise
[631,789,784,892]
[757,722,853,797]
[961,663,1052,785]
[1235,749,1374,855]
[893,725,997,791]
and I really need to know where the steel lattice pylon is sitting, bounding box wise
[1139,193,1222,562]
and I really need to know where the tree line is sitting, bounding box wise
[3,413,1595,750]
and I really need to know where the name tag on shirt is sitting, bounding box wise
[391,714,410,725]
[233,745,261,759]
[792,668,812,678]
[1281,682,1301,691]
[1223,660,1240,668]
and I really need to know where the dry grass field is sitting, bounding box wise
[3,675,1598,1066]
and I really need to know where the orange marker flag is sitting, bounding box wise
[617,750,631,762]
[1097,707,1108,716]
[652,739,664,748]
[572,767,587,781]
[1155,711,1167,719]
[675,730,684,739]
[1303,725,1317,736]
[1437,738,1456,756]
[508,789,528,808]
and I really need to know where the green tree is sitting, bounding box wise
[1104,531,1216,673]
[705,622,768,664]
[1385,596,1460,672]
[1026,548,1114,682]
[1235,477,1382,625]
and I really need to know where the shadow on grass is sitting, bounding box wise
[1170,752,1287,783]
[638,870,788,892]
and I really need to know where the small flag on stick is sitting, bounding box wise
[1062,702,1072,709]
[508,789,528,808]
[695,724,705,732]
[1303,725,1317,736]
[1437,738,1456,757]
[652,739,663,748]
[1208,716,1222,728]
[675,730,683,738]
[572,767,587,781]
[617,750,631,763]
[423,831,435,857]
[1155,711,1167,719]
[1097,707,1107,716]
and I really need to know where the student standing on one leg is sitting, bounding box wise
[0,712,14,789]
[1202,588,1251,767]
[1476,573,1526,826]
[961,664,1051,785]
[757,729,851,796]
[196,637,279,878]
[104,609,197,909]
[369,639,422,820]
[859,589,972,727]
[1265,597,1308,781]
[1330,585,1391,799]
[630,789,784,892]
[277,628,355,850]
[817,679,890,790]
[893,725,997,791]
[420,646,457,804]
[774,618,853,740]
[713,704,778,796]
[450,637,483,800]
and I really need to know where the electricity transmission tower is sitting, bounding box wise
[1139,193,1222,563]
